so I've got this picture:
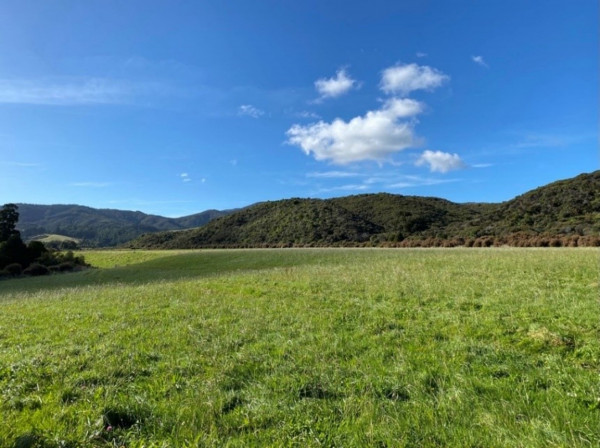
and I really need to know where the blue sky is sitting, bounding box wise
[0,0,597,217]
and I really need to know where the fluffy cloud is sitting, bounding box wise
[290,63,466,170]
[471,55,489,68]
[287,98,424,164]
[314,69,357,100]
[380,63,449,96]
[416,150,465,173]
[238,104,264,118]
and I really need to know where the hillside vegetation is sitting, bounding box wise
[16,204,234,247]
[130,171,600,249]
[465,171,600,236]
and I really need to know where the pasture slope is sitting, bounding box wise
[0,248,598,447]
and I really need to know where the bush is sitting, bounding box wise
[58,261,75,272]
[23,263,50,277]
[4,263,22,276]
[27,241,47,260]
[0,234,30,266]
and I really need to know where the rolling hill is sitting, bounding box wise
[129,171,600,248]
[464,171,600,236]
[15,204,235,247]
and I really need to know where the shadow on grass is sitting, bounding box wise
[0,249,355,295]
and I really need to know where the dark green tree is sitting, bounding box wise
[0,203,20,242]
[0,234,29,268]
[27,240,48,260]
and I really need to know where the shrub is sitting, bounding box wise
[60,240,79,250]
[566,236,579,247]
[58,261,75,272]
[4,263,22,276]
[27,241,47,260]
[36,251,61,267]
[36,250,87,268]
[23,263,50,277]
[0,234,29,266]
[550,238,562,247]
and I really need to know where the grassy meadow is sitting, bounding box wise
[0,248,598,447]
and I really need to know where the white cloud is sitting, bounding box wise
[287,98,424,164]
[314,69,357,100]
[471,55,489,68]
[0,78,159,105]
[415,150,466,173]
[1,161,41,167]
[180,173,191,182]
[238,104,264,118]
[306,171,362,178]
[513,133,575,148]
[387,176,460,189]
[472,163,493,168]
[309,172,461,193]
[416,52,428,58]
[317,183,369,193]
[380,63,449,96]
[69,182,112,187]
[298,110,321,120]
[388,175,460,188]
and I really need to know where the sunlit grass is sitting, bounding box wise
[0,249,598,447]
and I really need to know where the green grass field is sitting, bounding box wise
[0,249,598,447]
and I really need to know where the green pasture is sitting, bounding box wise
[0,249,598,447]
[29,234,81,244]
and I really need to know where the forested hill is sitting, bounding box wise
[16,204,234,247]
[462,170,600,236]
[128,171,600,249]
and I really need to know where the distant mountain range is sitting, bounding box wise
[16,204,235,247]
[129,171,600,249]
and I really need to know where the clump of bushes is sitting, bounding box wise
[0,247,88,279]
[368,233,600,248]
[23,263,50,277]
[0,203,89,280]
[4,262,23,276]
